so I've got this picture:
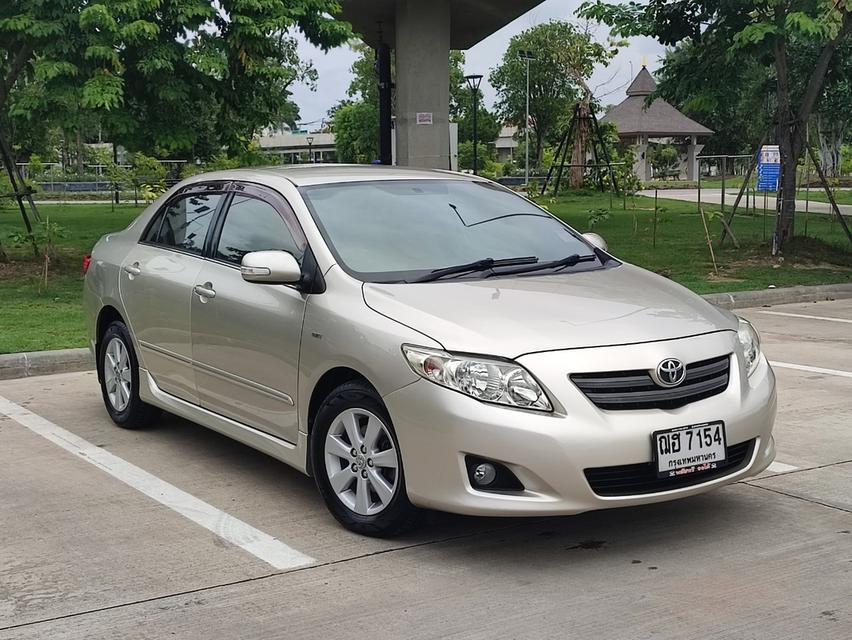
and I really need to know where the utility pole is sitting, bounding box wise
[518,50,536,186]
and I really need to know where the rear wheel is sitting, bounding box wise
[99,320,161,428]
[312,381,420,536]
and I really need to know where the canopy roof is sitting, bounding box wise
[337,0,546,49]
[603,67,713,138]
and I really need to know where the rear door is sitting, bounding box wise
[190,183,309,443]
[119,184,227,403]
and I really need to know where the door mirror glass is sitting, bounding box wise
[241,251,302,284]
[582,232,608,252]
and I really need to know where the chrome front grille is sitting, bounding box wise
[570,354,731,410]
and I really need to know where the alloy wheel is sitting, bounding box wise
[103,337,132,412]
[324,408,400,516]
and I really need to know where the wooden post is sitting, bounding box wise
[807,144,852,246]
[653,188,658,249]
[718,136,766,246]
[700,207,718,275]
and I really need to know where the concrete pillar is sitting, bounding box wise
[686,135,704,181]
[634,135,650,182]
[395,0,450,169]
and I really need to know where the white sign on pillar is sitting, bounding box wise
[416,112,433,125]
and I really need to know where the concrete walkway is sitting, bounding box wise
[641,188,852,217]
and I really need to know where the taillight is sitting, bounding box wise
[82,255,92,274]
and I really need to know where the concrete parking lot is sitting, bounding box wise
[1,299,850,639]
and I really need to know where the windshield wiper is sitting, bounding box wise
[413,256,538,282]
[484,253,598,278]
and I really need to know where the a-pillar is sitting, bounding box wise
[686,135,703,181]
[634,135,650,182]
[394,0,450,169]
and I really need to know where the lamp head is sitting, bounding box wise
[464,74,483,91]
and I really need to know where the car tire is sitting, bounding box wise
[311,381,421,537]
[98,320,161,429]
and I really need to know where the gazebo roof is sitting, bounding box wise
[602,67,713,138]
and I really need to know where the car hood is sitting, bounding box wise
[362,264,736,358]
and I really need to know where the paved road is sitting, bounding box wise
[1,300,850,639]
[640,188,852,217]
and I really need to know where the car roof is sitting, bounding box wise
[182,164,478,188]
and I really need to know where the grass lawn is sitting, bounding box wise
[1,195,851,354]
[795,189,852,205]
[0,203,142,353]
[542,191,852,294]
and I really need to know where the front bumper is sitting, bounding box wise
[383,331,777,516]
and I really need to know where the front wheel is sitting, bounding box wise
[311,381,420,536]
[98,320,161,429]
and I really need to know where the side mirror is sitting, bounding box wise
[241,250,302,284]
[582,232,608,252]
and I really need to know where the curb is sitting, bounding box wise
[701,282,852,310]
[1,283,851,382]
[0,348,93,381]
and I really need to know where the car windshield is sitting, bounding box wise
[300,179,600,283]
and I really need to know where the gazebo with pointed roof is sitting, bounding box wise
[602,66,713,181]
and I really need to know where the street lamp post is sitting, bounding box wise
[306,135,315,163]
[464,74,483,175]
[518,50,536,186]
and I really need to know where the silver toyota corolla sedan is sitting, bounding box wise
[84,166,777,536]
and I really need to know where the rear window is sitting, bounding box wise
[144,193,223,254]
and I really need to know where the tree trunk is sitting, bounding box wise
[570,100,590,189]
[534,129,543,168]
[774,8,852,250]
[61,132,69,171]
[774,13,798,246]
[75,128,84,176]
[816,114,844,178]
[776,131,798,245]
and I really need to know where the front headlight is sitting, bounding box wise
[737,317,762,377]
[402,345,552,411]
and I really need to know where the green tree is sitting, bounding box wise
[333,100,379,163]
[457,141,495,172]
[579,0,852,247]
[489,22,580,167]
[328,43,380,163]
[456,107,501,146]
[1,0,351,167]
[654,42,773,156]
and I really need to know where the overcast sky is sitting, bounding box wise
[289,0,666,129]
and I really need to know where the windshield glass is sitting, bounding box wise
[300,179,599,283]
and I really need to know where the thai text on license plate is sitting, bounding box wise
[653,422,727,478]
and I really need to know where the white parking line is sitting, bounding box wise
[0,395,315,571]
[758,310,852,324]
[769,361,852,379]
[767,461,798,473]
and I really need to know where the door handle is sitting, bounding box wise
[123,262,141,277]
[193,283,216,300]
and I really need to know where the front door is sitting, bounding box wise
[120,188,225,403]
[190,185,308,443]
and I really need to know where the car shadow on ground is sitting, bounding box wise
[148,409,771,562]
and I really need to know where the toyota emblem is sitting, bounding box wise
[654,358,686,387]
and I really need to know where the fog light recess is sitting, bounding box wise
[465,456,524,492]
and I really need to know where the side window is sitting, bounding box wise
[215,195,303,265]
[147,193,222,254]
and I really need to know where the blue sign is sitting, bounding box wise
[757,145,780,192]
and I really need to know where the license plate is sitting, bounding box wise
[652,422,727,478]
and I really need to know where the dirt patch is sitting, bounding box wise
[705,273,745,283]
[0,261,43,280]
